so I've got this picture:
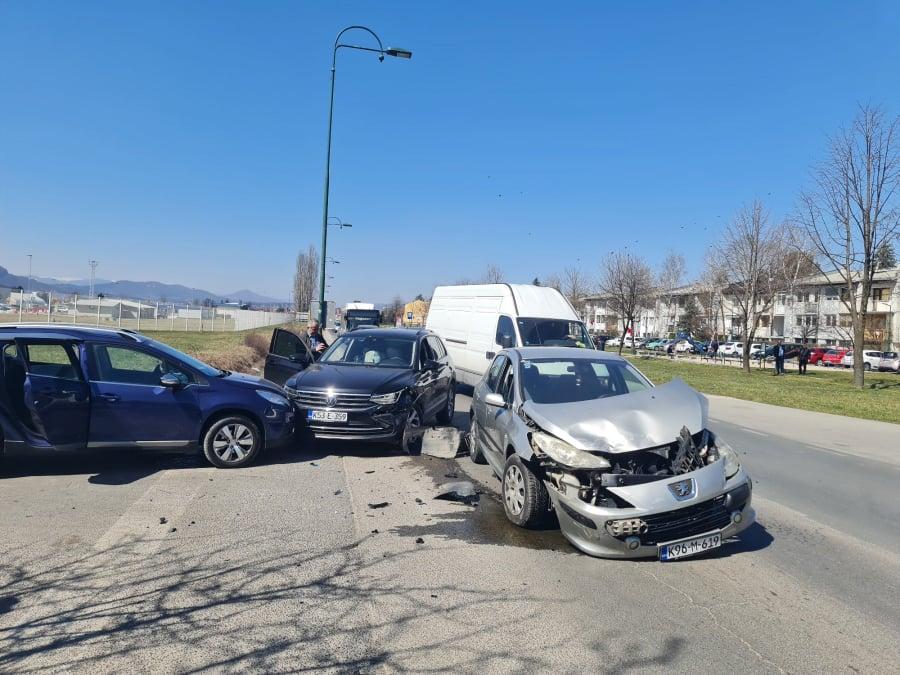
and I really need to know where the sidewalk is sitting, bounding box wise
[707,394,900,466]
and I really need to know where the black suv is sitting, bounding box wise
[282,328,455,452]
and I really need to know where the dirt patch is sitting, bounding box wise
[196,345,261,374]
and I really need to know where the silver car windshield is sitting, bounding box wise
[520,357,651,404]
[320,335,415,368]
[516,318,592,348]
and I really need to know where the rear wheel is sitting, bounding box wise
[436,382,456,424]
[864,362,871,371]
[502,455,550,528]
[203,416,261,468]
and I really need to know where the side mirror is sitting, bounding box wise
[499,334,514,349]
[160,372,188,388]
[423,359,440,371]
[484,392,506,408]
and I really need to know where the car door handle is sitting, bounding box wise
[99,393,120,402]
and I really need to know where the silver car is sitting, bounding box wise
[469,347,754,560]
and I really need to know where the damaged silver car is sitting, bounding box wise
[469,347,754,560]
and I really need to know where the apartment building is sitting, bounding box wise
[579,267,900,350]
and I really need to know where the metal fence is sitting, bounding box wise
[0,289,299,332]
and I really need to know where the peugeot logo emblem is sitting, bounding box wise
[325,392,337,408]
[668,478,695,501]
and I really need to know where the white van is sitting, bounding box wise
[426,284,593,387]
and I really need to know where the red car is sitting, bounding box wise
[821,348,848,367]
[807,347,828,365]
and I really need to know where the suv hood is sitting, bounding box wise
[521,379,708,454]
[288,363,413,394]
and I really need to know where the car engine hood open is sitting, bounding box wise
[521,379,708,453]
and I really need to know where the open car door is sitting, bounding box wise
[17,339,89,449]
[264,329,313,385]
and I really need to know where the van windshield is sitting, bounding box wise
[516,318,592,348]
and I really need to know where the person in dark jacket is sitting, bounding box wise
[773,339,786,375]
[798,345,810,375]
[709,338,719,360]
[301,320,329,358]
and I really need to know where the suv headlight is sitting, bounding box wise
[370,390,403,405]
[713,436,741,478]
[531,431,611,470]
[256,390,290,407]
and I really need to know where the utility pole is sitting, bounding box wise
[89,260,98,298]
[27,254,32,294]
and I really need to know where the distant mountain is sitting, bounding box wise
[0,265,286,305]
[226,289,285,304]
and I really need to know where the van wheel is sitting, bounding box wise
[502,455,549,528]
[203,416,261,468]
[468,419,487,464]
[436,382,456,424]
[864,362,871,371]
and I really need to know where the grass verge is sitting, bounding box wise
[142,325,302,374]
[622,354,900,424]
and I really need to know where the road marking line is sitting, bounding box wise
[93,472,197,555]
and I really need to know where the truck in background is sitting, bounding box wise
[344,302,381,332]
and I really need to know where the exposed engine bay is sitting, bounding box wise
[535,425,727,509]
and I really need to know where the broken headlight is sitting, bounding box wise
[531,432,611,470]
[711,436,741,479]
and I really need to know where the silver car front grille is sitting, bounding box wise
[286,389,373,410]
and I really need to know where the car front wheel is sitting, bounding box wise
[400,405,424,455]
[502,455,550,528]
[203,416,261,468]
[468,418,487,464]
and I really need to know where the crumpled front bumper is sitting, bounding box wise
[547,466,755,559]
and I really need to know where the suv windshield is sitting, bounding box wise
[521,357,651,404]
[321,334,415,368]
[516,318,592,348]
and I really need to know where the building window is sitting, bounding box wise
[796,317,802,326]
[825,315,836,327]
[872,288,886,301]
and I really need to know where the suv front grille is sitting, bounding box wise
[287,389,373,411]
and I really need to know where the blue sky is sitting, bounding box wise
[2,1,899,303]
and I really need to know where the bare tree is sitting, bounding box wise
[557,266,593,307]
[696,259,728,340]
[292,245,319,315]
[714,200,788,372]
[794,105,900,387]
[480,264,505,284]
[597,251,654,355]
[656,252,686,337]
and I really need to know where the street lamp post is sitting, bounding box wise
[318,25,411,327]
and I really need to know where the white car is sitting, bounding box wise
[719,342,743,357]
[606,336,621,347]
[878,351,899,373]
[842,350,882,371]
[674,340,693,353]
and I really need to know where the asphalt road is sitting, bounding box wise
[1,393,898,673]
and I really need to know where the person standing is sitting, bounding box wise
[773,339,786,376]
[798,345,810,375]
[302,319,329,359]
[709,337,719,361]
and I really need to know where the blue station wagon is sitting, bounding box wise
[0,326,295,468]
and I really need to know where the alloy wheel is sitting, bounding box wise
[402,408,422,453]
[212,423,254,464]
[504,464,526,515]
